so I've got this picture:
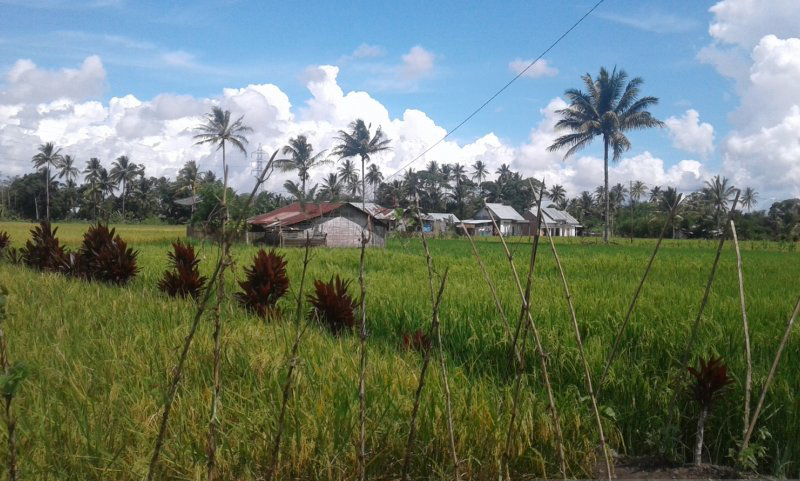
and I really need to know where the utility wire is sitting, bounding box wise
[383,0,606,181]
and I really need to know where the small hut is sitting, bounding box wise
[247,202,390,248]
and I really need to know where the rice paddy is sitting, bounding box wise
[0,221,798,480]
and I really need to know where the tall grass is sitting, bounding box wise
[0,222,799,479]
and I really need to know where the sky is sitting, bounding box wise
[1,0,799,206]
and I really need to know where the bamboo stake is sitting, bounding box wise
[0,286,19,481]
[400,268,449,481]
[482,201,567,478]
[265,235,313,481]
[661,191,739,452]
[146,151,277,481]
[543,218,612,481]
[730,220,752,438]
[597,194,683,394]
[741,296,800,453]
[413,193,459,478]
[502,181,546,479]
[357,215,371,481]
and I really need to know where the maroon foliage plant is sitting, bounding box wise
[158,240,207,299]
[308,275,358,335]
[235,249,289,319]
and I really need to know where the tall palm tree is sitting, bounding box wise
[58,155,79,185]
[548,66,664,242]
[31,142,63,221]
[331,119,391,210]
[704,175,736,231]
[578,191,595,222]
[630,180,647,205]
[177,160,201,214]
[83,158,103,220]
[472,160,488,197]
[451,163,467,189]
[365,164,383,200]
[338,159,360,199]
[496,163,512,180]
[649,185,662,204]
[319,173,343,201]
[276,135,329,199]
[98,168,115,202]
[110,155,141,216]
[193,106,252,221]
[741,187,758,213]
[548,184,567,205]
[284,179,317,203]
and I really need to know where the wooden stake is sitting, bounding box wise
[543,218,612,481]
[730,220,752,438]
[740,296,800,453]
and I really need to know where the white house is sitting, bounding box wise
[472,203,527,236]
[524,205,582,237]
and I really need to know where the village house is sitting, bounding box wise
[247,202,391,248]
[524,205,582,237]
[421,212,460,235]
[471,203,527,236]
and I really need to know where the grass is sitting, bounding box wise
[0,222,799,479]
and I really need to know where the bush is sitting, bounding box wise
[235,249,289,319]
[308,275,358,335]
[0,230,9,253]
[158,240,207,299]
[70,223,139,285]
[20,222,67,272]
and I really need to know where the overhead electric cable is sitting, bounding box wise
[383,0,606,181]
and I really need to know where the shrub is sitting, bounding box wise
[235,249,289,319]
[402,329,432,354]
[0,230,9,253]
[158,240,207,300]
[308,275,358,335]
[20,222,67,272]
[688,356,734,465]
[71,223,139,285]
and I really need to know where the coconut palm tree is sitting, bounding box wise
[31,142,63,221]
[338,159,360,199]
[98,168,115,203]
[365,164,383,200]
[319,173,343,201]
[284,179,317,203]
[472,160,488,197]
[451,163,467,189]
[83,158,103,219]
[58,155,79,185]
[649,185,662,204]
[704,175,736,230]
[331,119,391,210]
[110,155,141,216]
[741,187,758,213]
[548,184,567,205]
[630,180,647,205]
[496,163,512,180]
[276,135,329,199]
[548,66,664,242]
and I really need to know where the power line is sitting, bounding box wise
[383,0,606,181]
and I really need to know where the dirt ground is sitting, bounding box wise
[592,455,760,480]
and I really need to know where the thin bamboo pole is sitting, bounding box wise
[413,193,459,478]
[730,220,752,438]
[740,297,800,453]
[357,215,371,481]
[543,218,612,481]
[482,201,567,478]
[146,151,277,481]
[597,194,683,394]
[400,269,449,481]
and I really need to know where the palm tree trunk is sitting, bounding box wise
[603,136,610,244]
[45,165,50,222]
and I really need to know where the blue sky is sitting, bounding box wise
[1,0,798,201]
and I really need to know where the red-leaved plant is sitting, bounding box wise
[235,249,289,319]
[0,231,9,253]
[308,275,358,335]
[688,356,734,465]
[402,329,432,354]
[20,222,66,272]
[70,223,139,285]
[158,240,207,299]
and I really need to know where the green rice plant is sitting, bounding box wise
[308,275,357,335]
[688,356,734,465]
[157,240,207,299]
[235,249,289,319]
[0,284,27,481]
[4,248,21,265]
[20,221,66,272]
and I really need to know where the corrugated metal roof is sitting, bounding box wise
[528,206,581,226]
[460,219,493,224]
[426,212,460,223]
[248,202,344,226]
[174,195,201,206]
[355,202,395,220]
[485,203,525,221]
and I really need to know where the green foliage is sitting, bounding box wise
[235,249,289,319]
[0,362,29,397]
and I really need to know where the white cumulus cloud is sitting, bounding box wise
[508,58,558,79]
[665,109,715,157]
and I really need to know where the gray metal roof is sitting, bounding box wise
[485,203,525,222]
[426,212,460,223]
[460,219,493,224]
[174,195,201,206]
[528,206,581,226]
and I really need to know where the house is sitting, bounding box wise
[472,203,527,236]
[524,205,582,237]
[247,202,389,248]
[458,219,493,237]
[422,212,460,235]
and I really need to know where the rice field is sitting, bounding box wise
[0,221,798,480]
